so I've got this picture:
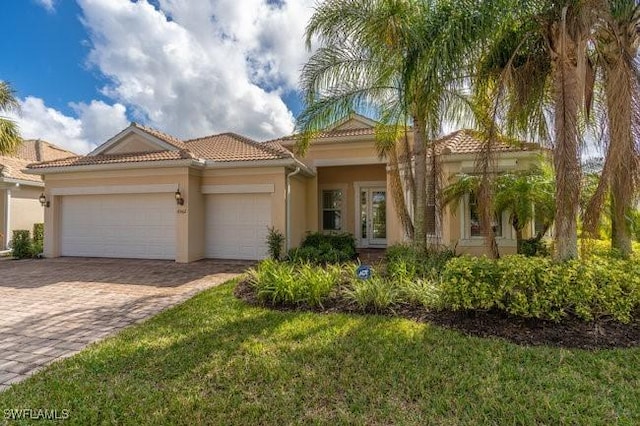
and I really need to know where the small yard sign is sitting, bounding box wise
[356,265,373,280]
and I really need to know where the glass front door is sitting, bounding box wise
[359,187,387,247]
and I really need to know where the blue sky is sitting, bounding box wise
[1,0,312,153]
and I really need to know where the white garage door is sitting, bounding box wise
[60,193,176,260]
[205,193,271,260]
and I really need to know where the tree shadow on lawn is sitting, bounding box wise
[2,286,638,424]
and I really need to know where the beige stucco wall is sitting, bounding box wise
[104,134,163,154]
[41,165,291,263]
[289,174,308,249]
[442,152,541,256]
[316,164,387,241]
[42,167,192,262]
[0,186,44,250]
[202,166,287,236]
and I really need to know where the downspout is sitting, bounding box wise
[286,167,302,251]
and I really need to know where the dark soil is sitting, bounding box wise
[234,280,640,350]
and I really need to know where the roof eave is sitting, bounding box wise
[204,158,315,176]
[0,177,44,187]
[24,158,206,175]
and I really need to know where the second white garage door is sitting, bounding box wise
[205,193,271,260]
[60,193,176,260]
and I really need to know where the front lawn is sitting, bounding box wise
[1,281,638,424]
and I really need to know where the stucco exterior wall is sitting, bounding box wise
[289,175,308,249]
[42,167,192,262]
[442,152,542,256]
[10,187,43,235]
[41,165,291,263]
[201,166,287,237]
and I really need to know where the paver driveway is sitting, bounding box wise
[0,257,251,392]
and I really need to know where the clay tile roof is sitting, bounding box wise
[0,155,41,182]
[435,129,539,155]
[131,122,188,150]
[16,139,76,162]
[27,150,195,169]
[184,133,293,162]
[274,127,376,144]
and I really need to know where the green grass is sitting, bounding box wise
[1,281,639,425]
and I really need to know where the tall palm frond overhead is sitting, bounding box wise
[476,0,598,260]
[0,81,22,155]
[298,0,504,249]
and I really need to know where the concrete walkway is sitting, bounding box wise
[0,257,251,392]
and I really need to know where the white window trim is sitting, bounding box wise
[353,181,387,246]
[319,184,347,232]
[458,194,515,247]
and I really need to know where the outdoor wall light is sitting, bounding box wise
[175,189,184,206]
[39,193,50,208]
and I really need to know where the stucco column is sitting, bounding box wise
[3,189,10,250]
[43,193,60,258]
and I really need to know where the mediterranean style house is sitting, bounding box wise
[25,114,542,262]
[1,140,75,250]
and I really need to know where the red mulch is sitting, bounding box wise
[234,280,640,350]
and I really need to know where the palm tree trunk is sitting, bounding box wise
[604,41,637,258]
[387,146,415,240]
[550,23,582,261]
[413,114,428,249]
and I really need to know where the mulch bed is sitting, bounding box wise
[234,280,640,350]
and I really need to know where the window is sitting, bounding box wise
[322,189,343,231]
[469,193,502,237]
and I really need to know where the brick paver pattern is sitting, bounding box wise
[0,257,251,392]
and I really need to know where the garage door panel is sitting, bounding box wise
[205,194,271,260]
[61,193,176,260]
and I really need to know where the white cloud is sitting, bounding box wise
[78,0,315,141]
[9,97,128,154]
[34,0,56,12]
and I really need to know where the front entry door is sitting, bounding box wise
[359,187,387,247]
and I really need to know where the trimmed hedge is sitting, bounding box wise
[440,255,640,323]
[11,230,33,259]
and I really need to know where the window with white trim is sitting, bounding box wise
[322,189,343,231]
[469,192,502,237]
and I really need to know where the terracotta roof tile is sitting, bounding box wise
[184,133,293,162]
[275,127,376,144]
[434,129,540,155]
[0,156,41,182]
[131,123,189,150]
[15,139,76,162]
[27,150,195,169]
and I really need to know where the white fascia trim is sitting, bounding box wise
[314,157,384,167]
[204,158,315,176]
[202,184,275,194]
[89,126,179,156]
[0,178,44,187]
[23,159,205,175]
[51,184,177,196]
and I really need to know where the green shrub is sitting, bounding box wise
[32,223,44,256]
[398,278,441,308]
[247,260,343,308]
[11,230,33,259]
[520,237,551,257]
[288,232,356,264]
[386,243,455,279]
[343,275,400,313]
[440,255,640,323]
[266,226,285,260]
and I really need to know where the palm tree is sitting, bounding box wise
[0,81,21,155]
[298,0,501,249]
[442,164,555,255]
[583,0,640,257]
[477,1,596,260]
